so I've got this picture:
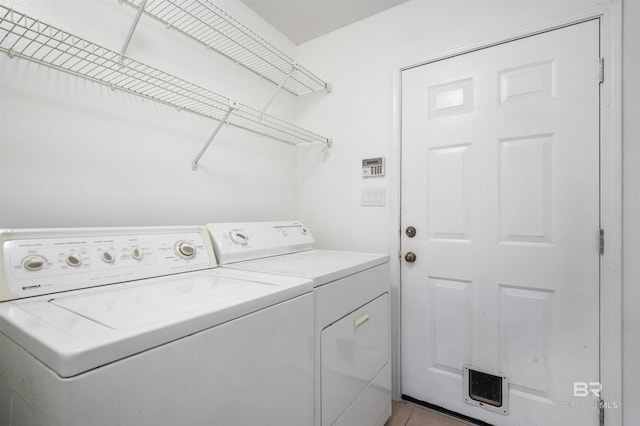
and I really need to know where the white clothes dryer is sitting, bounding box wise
[0,226,314,426]
[206,221,392,426]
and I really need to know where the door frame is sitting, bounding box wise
[389,3,622,424]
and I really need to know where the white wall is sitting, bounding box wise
[622,0,640,423]
[295,0,637,421]
[0,0,301,228]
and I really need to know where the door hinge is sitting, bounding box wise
[599,57,605,84]
[600,399,605,426]
[599,228,605,255]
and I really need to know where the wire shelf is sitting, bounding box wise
[120,0,329,96]
[0,6,330,147]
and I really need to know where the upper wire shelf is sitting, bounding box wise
[120,0,329,96]
[0,6,330,147]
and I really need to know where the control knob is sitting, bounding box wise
[131,247,144,261]
[23,255,46,271]
[66,253,83,267]
[229,230,249,246]
[101,251,116,264]
[177,241,196,259]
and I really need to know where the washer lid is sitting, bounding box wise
[0,269,312,378]
[222,249,389,287]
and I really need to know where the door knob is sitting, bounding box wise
[405,226,417,238]
[405,252,417,263]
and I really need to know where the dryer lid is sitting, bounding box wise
[223,249,389,287]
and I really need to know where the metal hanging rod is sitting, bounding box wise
[0,7,331,156]
[118,0,331,96]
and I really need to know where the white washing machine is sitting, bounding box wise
[0,226,314,426]
[206,221,392,426]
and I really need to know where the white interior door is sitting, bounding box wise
[401,21,601,426]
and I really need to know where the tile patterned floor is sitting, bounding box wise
[386,401,472,426]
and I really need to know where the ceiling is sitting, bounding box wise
[238,0,411,45]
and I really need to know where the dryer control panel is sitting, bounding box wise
[0,226,216,301]
[207,221,315,264]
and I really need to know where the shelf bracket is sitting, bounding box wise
[262,63,296,114]
[192,104,235,171]
[120,0,148,61]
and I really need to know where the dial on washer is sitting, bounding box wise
[23,255,46,271]
[131,247,143,261]
[177,242,196,259]
[101,251,116,263]
[66,253,83,267]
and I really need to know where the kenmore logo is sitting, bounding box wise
[22,284,41,290]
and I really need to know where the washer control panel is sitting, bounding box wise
[207,221,315,264]
[0,226,215,301]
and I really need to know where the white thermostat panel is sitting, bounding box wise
[362,157,385,178]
